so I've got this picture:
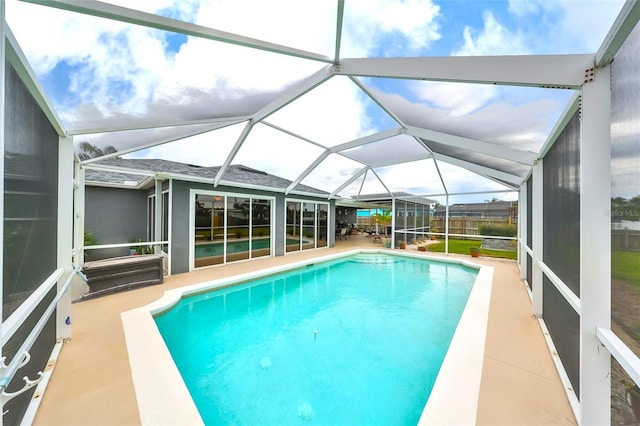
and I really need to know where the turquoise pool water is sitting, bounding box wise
[155,253,477,425]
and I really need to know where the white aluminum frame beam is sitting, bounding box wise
[329,166,368,199]
[67,116,247,137]
[22,0,333,64]
[406,126,537,166]
[348,76,405,125]
[253,65,335,123]
[579,63,611,426]
[433,153,523,186]
[56,136,74,339]
[330,128,401,153]
[596,0,640,66]
[81,121,240,165]
[5,27,65,136]
[0,0,6,365]
[531,160,543,316]
[285,151,330,194]
[333,0,345,63]
[337,55,596,89]
[214,120,253,187]
[538,92,581,159]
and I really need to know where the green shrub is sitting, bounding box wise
[478,224,517,237]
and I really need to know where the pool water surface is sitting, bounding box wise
[154,253,477,425]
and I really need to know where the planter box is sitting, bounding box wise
[81,254,164,299]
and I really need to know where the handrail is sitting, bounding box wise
[84,240,168,251]
[1,268,64,347]
[597,327,640,389]
[537,260,581,315]
[0,267,79,391]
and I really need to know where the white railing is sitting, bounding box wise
[0,267,82,401]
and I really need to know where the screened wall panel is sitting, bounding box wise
[543,276,580,399]
[610,17,640,425]
[3,60,59,425]
[4,62,59,319]
[543,111,581,296]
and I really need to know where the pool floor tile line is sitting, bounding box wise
[33,236,576,425]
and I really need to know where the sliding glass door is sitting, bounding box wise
[286,200,329,253]
[194,192,273,268]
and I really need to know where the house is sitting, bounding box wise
[84,158,335,275]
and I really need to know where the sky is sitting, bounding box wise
[5,0,626,202]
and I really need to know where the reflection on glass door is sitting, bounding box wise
[302,202,316,250]
[317,204,328,248]
[194,193,272,268]
[252,199,271,258]
[227,196,250,262]
[286,201,301,253]
[286,200,329,253]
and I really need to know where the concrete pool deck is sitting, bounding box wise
[33,235,577,425]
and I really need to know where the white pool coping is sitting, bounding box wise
[121,249,493,425]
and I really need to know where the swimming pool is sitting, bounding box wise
[156,253,476,424]
[122,250,493,425]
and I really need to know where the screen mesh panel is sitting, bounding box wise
[3,61,59,424]
[543,111,581,296]
[610,18,640,424]
[543,276,580,398]
[4,62,59,319]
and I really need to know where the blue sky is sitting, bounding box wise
[5,0,626,200]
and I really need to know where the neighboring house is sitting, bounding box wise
[84,158,335,275]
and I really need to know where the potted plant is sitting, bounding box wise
[399,241,406,249]
[469,246,480,257]
[418,244,427,252]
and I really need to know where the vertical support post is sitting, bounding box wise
[0,0,7,376]
[531,160,543,317]
[579,64,611,425]
[154,178,163,254]
[445,194,449,255]
[390,198,396,248]
[74,163,85,267]
[57,136,74,339]
[519,182,528,280]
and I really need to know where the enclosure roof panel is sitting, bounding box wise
[6,0,630,201]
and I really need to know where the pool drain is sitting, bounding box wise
[297,402,313,421]
[259,357,272,369]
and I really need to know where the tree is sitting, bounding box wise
[371,209,392,235]
[77,141,119,160]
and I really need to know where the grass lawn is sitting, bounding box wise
[612,250,640,284]
[427,238,517,260]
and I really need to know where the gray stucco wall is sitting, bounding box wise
[85,186,148,260]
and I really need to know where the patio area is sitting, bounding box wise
[34,235,575,425]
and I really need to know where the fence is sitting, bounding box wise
[430,217,516,239]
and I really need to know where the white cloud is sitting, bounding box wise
[374,87,565,152]
[342,0,441,56]
[455,11,529,56]
[410,81,499,116]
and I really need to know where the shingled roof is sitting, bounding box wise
[84,158,329,196]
